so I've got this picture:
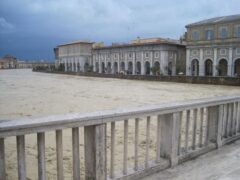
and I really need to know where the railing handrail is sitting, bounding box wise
[0,95,240,138]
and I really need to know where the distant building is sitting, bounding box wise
[0,55,17,69]
[55,40,93,72]
[55,38,186,75]
[92,38,186,75]
[185,14,240,77]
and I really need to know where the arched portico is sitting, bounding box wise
[168,62,172,75]
[234,59,240,76]
[84,62,89,72]
[113,62,118,74]
[136,61,141,75]
[128,61,133,74]
[77,62,80,72]
[218,59,228,76]
[191,59,199,76]
[120,62,125,72]
[145,61,150,75]
[101,62,105,73]
[95,62,99,73]
[107,62,111,74]
[205,59,213,76]
[153,61,160,75]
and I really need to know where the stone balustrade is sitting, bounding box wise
[0,96,240,180]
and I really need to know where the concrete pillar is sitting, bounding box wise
[186,49,191,76]
[172,54,177,76]
[213,48,218,76]
[228,48,233,76]
[141,52,144,75]
[117,60,120,73]
[132,52,136,75]
[99,60,102,73]
[207,106,219,144]
[160,112,180,166]
[64,60,67,72]
[71,59,74,72]
[93,60,96,72]
[75,59,78,72]
[199,49,204,76]
[84,124,107,179]
[125,60,128,72]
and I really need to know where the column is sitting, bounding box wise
[64,59,67,72]
[172,53,177,76]
[71,59,74,72]
[186,49,190,76]
[117,59,120,73]
[199,49,204,76]
[141,52,145,75]
[75,59,78,72]
[85,124,107,179]
[228,48,233,76]
[132,52,136,75]
[150,51,153,75]
[99,60,102,73]
[213,48,217,76]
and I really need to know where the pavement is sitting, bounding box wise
[143,140,240,180]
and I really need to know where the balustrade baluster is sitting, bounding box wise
[145,116,150,169]
[56,130,64,180]
[123,120,128,175]
[192,109,197,150]
[0,138,5,180]
[178,112,183,155]
[17,135,26,180]
[156,115,161,163]
[110,122,115,178]
[134,118,139,171]
[37,132,46,180]
[227,104,233,137]
[199,108,204,147]
[237,102,240,133]
[185,110,190,152]
[72,128,80,180]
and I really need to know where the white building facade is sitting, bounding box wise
[92,40,186,76]
[186,15,240,77]
[56,41,93,72]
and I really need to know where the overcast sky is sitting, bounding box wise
[0,0,239,61]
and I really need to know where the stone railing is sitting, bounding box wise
[0,96,240,180]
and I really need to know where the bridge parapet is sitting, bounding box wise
[0,96,240,180]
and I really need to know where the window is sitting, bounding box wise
[145,52,149,58]
[192,31,199,41]
[236,48,240,55]
[155,52,159,58]
[236,26,240,38]
[220,49,226,55]
[129,53,132,58]
[220,27,228,39]
[114,54,117,59]
[205,30,214,40]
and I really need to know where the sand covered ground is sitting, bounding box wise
[1,69,240,179]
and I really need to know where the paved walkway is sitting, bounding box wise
[144,140,240,180]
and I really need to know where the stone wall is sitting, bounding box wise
[33,69,240,86]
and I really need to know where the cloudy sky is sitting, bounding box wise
[0,0,239,61]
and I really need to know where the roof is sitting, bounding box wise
[93,38,185,50]
[186,14,240,28]
[57,40,94,47]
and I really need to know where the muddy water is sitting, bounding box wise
[0,69,240,179]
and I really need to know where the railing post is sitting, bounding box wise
[84,124,107,180]
[207,106,219,144]
[0,138,5,180]
[217,105,224,148]
[160,112,180,167]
